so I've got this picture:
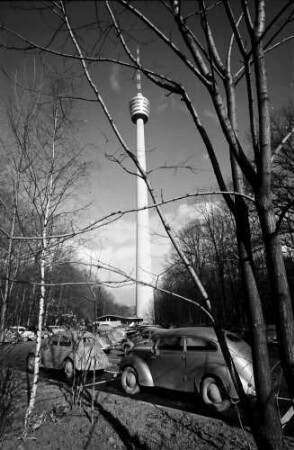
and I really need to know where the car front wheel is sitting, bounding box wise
[121,366,140,395]
[201,376,231,412]
[63,359,75,381]
[27,353,35,373]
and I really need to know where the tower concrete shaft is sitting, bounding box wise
[129,91,154,323]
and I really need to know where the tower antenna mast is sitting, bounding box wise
[129,48,154,323]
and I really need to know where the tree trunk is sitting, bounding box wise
[257,194,294,398]
[234,199,284,449]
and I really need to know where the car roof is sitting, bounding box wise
[50,330,96,339]
[152,326,219,339]
[139,326,163,332]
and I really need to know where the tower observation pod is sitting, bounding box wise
[129,53,154,323]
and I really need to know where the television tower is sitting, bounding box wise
[129,49,154,323]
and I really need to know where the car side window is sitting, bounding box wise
[59,336,71,347]
[158,335,183,351]
[185,337,217,351]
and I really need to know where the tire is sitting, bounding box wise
[121,366,140,395]
[63,359,75,381]
[27,353,35,373]
[201,376,231,412]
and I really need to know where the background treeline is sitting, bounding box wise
[155,104,294,329]
[1,249,133,328]
[0,74,133,332]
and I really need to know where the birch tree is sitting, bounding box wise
[5,74,88,427]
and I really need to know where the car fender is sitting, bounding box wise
[197,366,237,398]
[119,355,154,387]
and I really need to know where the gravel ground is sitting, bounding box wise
[0,366,293,450]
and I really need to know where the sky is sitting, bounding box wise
[0,1,293,309]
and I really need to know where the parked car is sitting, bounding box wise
[41,327,51,339]
[94,332,113,353]
[3,328,19,344]
[9,326,36,342]
[27,330,111,380]
[119,327,255,412]
[47,325,66,335]
[95,325,122,349]
[121,325,163,355]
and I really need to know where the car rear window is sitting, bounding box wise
[59,336,71,347]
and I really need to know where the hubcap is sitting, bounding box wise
[28,356,34,371]
[65,362,73,376]
[126,372,136,388]
[207,383,222,404]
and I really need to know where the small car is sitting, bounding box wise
[27,330,111,380]
[97,326,126,349]
[121,326,162,355]
[3,328,19,344]
[47,325,66,335]
[119,327,255,412]
[9,326,36,342]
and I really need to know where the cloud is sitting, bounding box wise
[76,201,219,306]
[110,64,120,92]
[76,217,136,278]
[203,108,219,124]
[156,95,188,115]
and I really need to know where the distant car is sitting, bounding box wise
[41,327,51,339]
[122,326,162,355]
[27,331,111,380]
[3,328,19,344]
[9,326,36,342]
[120,327,255,412]
[97,326,126,349]
[47,325,66,335]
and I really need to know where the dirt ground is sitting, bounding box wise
[0,369,293,450]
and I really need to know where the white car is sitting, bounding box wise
[9,326,36,342]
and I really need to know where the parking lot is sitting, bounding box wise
[0,338,293,439]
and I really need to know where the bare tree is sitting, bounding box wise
[4,73,89,428]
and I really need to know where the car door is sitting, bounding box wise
[57,334,72,367]
[41,334,60,368]
[184,336,218,392]
[149,334,186,391]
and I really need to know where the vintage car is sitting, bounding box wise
[9,326,36,342]
[119,327,255,412]
[97,325,126,349]
[47,325,66,335]
[121,325,163,355]
[27,331,111,380]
